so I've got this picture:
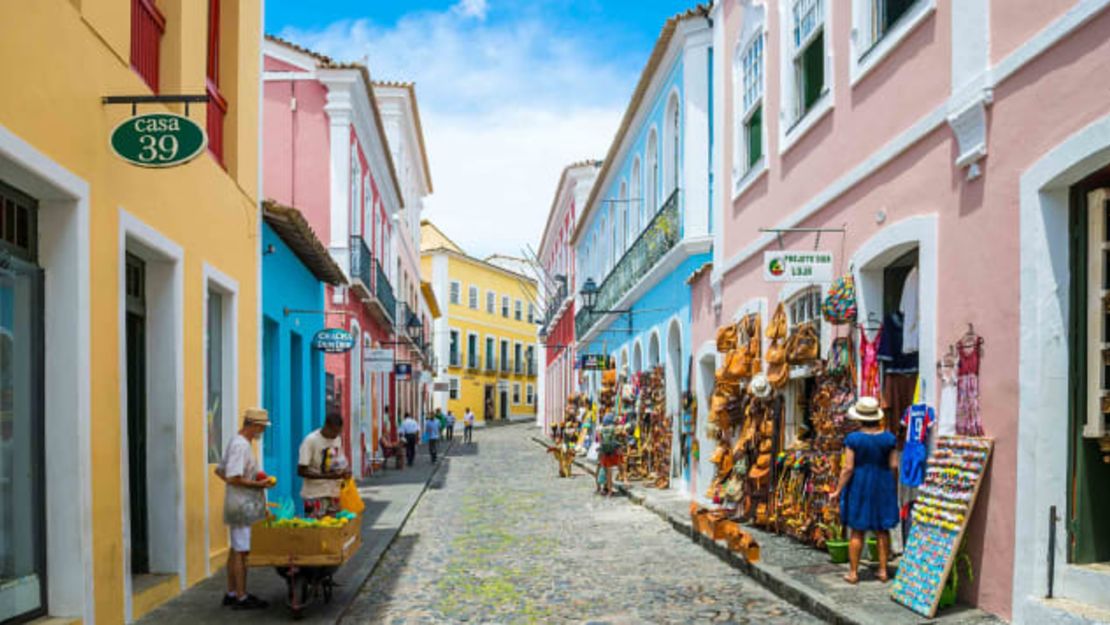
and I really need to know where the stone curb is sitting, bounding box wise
[529,436,874,625]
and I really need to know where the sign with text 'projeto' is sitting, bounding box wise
[110,113,207,168]
[762,251,834,283]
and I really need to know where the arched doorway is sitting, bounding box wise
[666,319,683,483]
[648,331,661,368]
[632,339,643,374]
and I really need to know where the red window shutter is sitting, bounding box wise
[206,0,225,166]
[130,0,165,92]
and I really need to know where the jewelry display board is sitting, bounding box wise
[891,436,993,617]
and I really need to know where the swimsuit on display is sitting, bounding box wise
[900,403,934,488]
[860,327,882,399]
[956,336,984,436]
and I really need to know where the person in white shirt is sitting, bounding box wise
[424,414,441,462]
[400,413,420,466]
[445,411,457,441]
[218,407,275,610]
[463,408,476,444]
[297,412,349,518]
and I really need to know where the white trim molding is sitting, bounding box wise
[849,0,937,86]
[777,0,836,156]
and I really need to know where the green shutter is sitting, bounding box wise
[747,106,763,168]
[802,31,824,113]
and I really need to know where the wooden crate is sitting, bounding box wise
[248,516,362,567]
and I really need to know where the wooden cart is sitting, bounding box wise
[248,517,362,619]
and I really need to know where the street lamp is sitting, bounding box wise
[579,278,632,334]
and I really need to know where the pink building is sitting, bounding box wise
[696,1,1110,621]
[262,36,432,477]
[537,161,600,431]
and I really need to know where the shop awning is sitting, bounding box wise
[262,200,348,286]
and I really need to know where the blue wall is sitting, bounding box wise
[261,222,327,507]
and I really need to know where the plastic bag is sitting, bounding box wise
[339,478,365,514]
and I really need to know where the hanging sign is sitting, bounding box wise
[312,328,355,353]
[364,348,394,373]
[432,381,450,392]
[109,112,207,168]
[577,354,612,370]
[394,363,413,380]
[763,251,834,282]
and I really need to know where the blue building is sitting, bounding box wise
[260,201,347,506]
[570,5,713,497]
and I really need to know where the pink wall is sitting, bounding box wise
[715,3,1110,619]
[990,0,1073,63]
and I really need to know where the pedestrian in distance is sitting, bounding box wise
[425,412,441,462]
[216,407,275,610]
[463,407,475,444]
[445,410,456,441]
[297,411,350,518]
[597,412,622,497]
[435,408,446,439]
[401,413,420,466]
[830,397,900,584]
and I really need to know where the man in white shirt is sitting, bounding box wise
[445,411,456,441]
[463,408,475,444]
[219,407,274,610]
[297,412,349,518]
[400,413,420,466]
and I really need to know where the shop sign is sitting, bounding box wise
[312,328,355,353]
[364,348,394,373]
[110,113,207,168]
[395,363,412,380]
[577,354,612,370]
[763,251,834,283]
[433,381,450,392]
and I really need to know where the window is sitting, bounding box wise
[513,383,521,404]
[501,296,510,318]
[646,130,659,213]
[350,149,362,236]
[526,384,535,405]
[131,0,165,92]
[449,281,460,305]
[486,337,496,371]
[514,300,522,321]
[449,377,459,400]
[206,290,224,463]
[631,158,643,234]
[468,285,478,309]
[486,291,495,313]
[467,333,478,368]
[739,33,765,174]
[514,343,523,374]
[619,181,629,253]
[792,0,826,120]
[500,340,510,372]
[871,0,918,44]
[525,345,535,376]
[449,329,460,366]
[206,0,227,165]
[527,303,535,324]
[668,96,680,194]
[788,287,823,335]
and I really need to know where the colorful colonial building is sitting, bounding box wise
[0,0,261,621]
[422,221,540,424]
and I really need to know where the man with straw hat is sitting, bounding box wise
[218,407,275,610]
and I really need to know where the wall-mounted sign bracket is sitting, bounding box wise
[103,94,209,116]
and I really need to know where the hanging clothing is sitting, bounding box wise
[860,327,882,399]
[937,353,958,437]
[900,403,934,488]
[956,336,984,436]
[882,373,917,440]
[877,312,919,374]
[900,267,920,354]
[839,431,900,531]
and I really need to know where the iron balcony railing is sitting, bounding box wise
[541,279,568,331]
[575,189,681,339]
[374,257,396,323]
[349,236,373,293]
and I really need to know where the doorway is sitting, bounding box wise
[124,253,149,575]
[483,385,493,422]
[499,388,508,420]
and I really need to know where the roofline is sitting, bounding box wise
[421,246,539,285]
[537,160,601,258]
[569,3,710,246]
[419,219,465,254]
[374,81,434,194]
[261,199,348,286]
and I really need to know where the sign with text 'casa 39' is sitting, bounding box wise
[312,328,355,353]
[110,113,207,168]
[763,251,834,283]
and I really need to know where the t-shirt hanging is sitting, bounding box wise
[877,312,919,374]
[900,267,919,354]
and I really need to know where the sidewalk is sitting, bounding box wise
[135,441,451,624]
[531,436,1003,625]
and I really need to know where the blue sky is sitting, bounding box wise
[267,0,703,258]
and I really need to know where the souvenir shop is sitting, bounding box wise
[700,251,993,617]
[595,365,674,489]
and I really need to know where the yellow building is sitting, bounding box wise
[420,221,539,424]
[0,1,260,622]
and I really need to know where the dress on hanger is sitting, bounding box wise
[937,351,958,437]
[956,335,984,436]
[860,327,882,399]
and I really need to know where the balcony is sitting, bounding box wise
[527,359,536,377]
[373,257,396,324]
[486,356,498,372]
[541,278,568,332]
[349,236,395,327]
[576,189,680,339]
[500,357,511,374]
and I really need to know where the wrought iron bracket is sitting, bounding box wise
[102,94,209,116]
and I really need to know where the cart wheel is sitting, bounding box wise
[291,607,305,621]
[323,577,334,603]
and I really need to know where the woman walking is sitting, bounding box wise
[831,397,899,584]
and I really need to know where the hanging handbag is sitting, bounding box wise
[766,303,788,340]
[788,323,821,364]
[717,323,738,352]
[822,275,857,325]
[765,338,786,365]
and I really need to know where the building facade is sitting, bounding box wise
[422,221,539,424]
[571,6,714,497]
[0,0,261,621]
[692,1,1110,621]
[537,161,600,431]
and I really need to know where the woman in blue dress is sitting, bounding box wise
[831,397,900,584]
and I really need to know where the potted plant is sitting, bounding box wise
[938,551,974,610]
[819,520,849,564]
[867,534,879,561]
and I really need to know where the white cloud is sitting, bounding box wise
[277,3,635,258]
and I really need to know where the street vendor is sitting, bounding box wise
[297,412,351,519]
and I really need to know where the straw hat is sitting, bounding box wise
[847,397,884,422]
[748,373,772,399]
[243,407,271,427]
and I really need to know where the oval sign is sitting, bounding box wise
[313,328,355,353]
[110,113,207,168]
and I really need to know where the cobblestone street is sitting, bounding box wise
[342,425,820,624]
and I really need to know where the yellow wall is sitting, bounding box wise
[0,1,260,621]
[421,251,539,424]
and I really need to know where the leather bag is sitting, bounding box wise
[717,323,738,352]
